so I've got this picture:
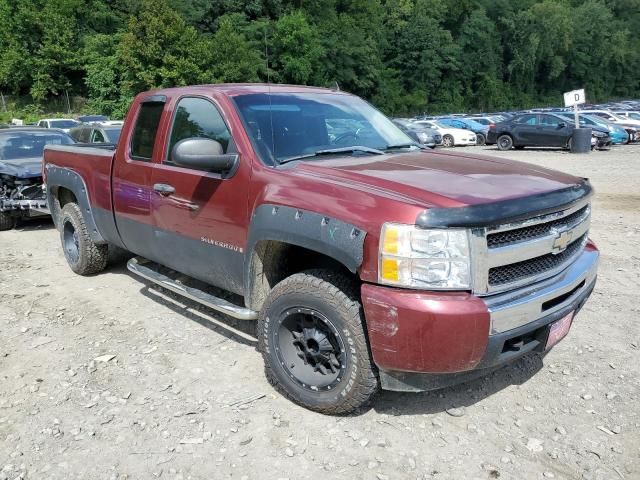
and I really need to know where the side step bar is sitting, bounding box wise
[127,257,258,320]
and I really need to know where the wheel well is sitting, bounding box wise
[56,187,77,207]
[246,240,355,311]
[49,186,78,227]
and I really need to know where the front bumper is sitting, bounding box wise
[0,198,50,217]
[361,243,599,391]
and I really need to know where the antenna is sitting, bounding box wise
[264,28,276,164]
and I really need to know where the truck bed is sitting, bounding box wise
[44,144,116,215]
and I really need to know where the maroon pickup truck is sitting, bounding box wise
[43,84,599,414]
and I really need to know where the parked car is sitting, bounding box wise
[556,112,629,145]
[391,119,441,148]
[414,120,477,147]
[43,84,598,414]
[36,118,80,133]
[581,110,640,128]
[0,128,74,229]
[69,124,123,144]
[438,118,489,145]
[78,115,110,123]
[489,112,600,151]
[612,111,640,121]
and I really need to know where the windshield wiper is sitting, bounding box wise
[278,146,385,165]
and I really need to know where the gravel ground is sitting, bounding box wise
[1,145,639,480]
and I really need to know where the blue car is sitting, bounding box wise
[557,112,629,145]
[439,118,489,145]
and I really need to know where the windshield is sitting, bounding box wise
[104,128,122,143]
[0,131,74,160]
[233,93,412,164]
[49,120,79,129]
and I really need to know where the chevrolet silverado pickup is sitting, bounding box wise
[43,84,599,414]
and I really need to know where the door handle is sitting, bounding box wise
[153,183,175,196]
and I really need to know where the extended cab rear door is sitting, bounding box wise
[112,96,166,258]
[148,95,251,296]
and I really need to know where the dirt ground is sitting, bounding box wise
[1,145,639,480]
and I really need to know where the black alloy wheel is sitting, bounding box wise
[275,307,346,391]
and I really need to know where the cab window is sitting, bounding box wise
[166,97,232,164]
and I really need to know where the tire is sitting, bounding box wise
[442,134,454,148]
[476,133,486,146]
[0,212,16,231]
[59,203,108,275]
[258,269,379,414]
[497,135,513,151]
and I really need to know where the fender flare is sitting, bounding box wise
[244,204,366,294]
[45,164,106,244]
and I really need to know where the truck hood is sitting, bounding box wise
[0,157,43,179]
[292,150,584,208]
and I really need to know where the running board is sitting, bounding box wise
[127,257,258,320]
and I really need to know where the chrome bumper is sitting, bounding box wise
[484,247,599,335]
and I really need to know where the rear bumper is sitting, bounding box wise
[361,243,599,391]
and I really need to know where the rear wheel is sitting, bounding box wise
[497,135,513,151]
[60,203,108,275]
[0,212,16,231]
[258,269,379,414]
[476,133,486,146]
[442,134,454,148]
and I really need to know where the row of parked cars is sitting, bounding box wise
[392,99,640,151]
[0,117,123,230]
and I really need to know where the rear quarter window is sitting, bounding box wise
[130,102,164,160]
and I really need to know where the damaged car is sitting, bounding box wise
[0,128,74,230]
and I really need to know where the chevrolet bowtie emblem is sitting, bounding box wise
[551,228,573,254]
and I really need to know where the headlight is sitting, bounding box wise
[417,132,429,143]
[379,223,471,289]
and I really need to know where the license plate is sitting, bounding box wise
[546,312,574,350]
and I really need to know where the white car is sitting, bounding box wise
[414,120,477,147]
[612,111,640,122]
[36,118,81,133]
[580,110,640,128]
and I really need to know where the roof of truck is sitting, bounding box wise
[142,83,345,97]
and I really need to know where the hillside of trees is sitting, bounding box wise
[1,0,639,118]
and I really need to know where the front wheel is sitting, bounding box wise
[497,135,513,151]
[258,269,379,414]
[60,203,109,275]
[442,134,454,147]
[0,212,16,231]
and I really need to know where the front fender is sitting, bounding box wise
[244,204,366,294]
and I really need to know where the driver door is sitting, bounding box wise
[149,95,251,295]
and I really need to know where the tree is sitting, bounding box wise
[272,11,324,84]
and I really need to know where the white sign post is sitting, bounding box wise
[563,89,586,127]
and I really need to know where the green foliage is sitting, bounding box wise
[1,0,639,118]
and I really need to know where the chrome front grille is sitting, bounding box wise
[471,199,591,295]
[488,233,588,286]
[487,205,589,248]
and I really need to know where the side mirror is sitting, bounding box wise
[171,138,238,175]
[558,122,567,129]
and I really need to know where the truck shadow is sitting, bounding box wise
[110,257,544,415]
[15,217,55,231]
[370,353,544,416]
[138,282,258,348]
